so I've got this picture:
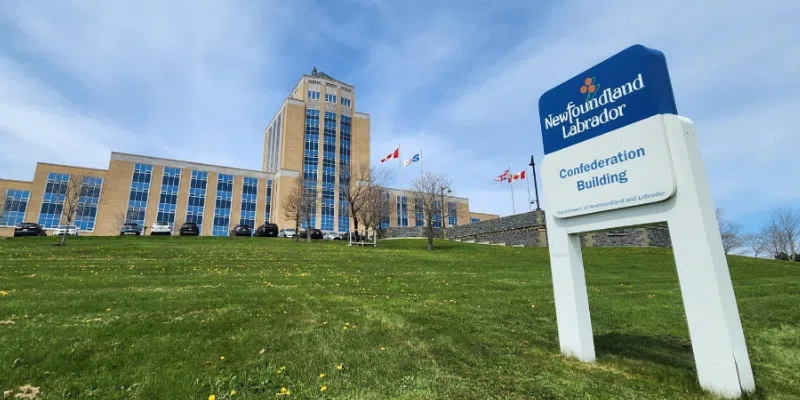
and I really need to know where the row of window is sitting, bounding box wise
[1,190,30,227]
[265,113,283,173]
[126,164,273,234]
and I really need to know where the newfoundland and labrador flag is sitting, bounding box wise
[403,153,420,167]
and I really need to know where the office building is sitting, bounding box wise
[0,69,497,237]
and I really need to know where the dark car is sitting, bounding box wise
[179,222,200,236]
[13,222,47,237]
[303,228,323,240]
[230,224,252,237]
[119,223,142,236]
[254,223,279,237]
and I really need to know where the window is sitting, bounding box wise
[265,179,273,223]
[74,176,103,231]
[338,193,349,233]
[340,97,351,107]
[212,174,234,236]
[414,198,424,227]
[338,114,351,233]
[307,90,320,100]
[432,200,442,228]
[186,170,208,232]
[325,93,337,103]
[396,195,408,227]
[240,177,258,230]
[38,173,70,228]
[157,167,181,225]
[321,111,336,231]
[471,218,480,224]
[447,202,458,227]
[2,189,30,227]
[126,163,153,227]
[380,193,391,229]
[303,108,320,229]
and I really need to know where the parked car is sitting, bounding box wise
[120,223,143,236]
[254,223,279,237]
[278,228,297,238]
[304,229,323,240]
[150,221,172,236]
[13,222,47,237]
[53,224,80,236]
[323,231,343,241]
[230,224,252,237]
[179,222,200,236]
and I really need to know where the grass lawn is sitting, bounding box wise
[0,237,798,399]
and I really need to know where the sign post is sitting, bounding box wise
[538,45,754,398]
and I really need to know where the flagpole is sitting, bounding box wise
[398,144,402,194]
[525,171,533,212]
[509,164,516,215]
[419,149,423,179]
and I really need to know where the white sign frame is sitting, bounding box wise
[544,115,755,398]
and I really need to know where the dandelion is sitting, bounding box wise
[343,326,348,330]
[220,356,225,360]
[209,395,216,400]
[0,291,7,296]
[319,373,326,378]
[230,390,237,395]
[320,385,327,392]
[380,347,385,351]
[336,364,343,371]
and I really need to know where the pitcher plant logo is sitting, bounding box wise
[580,77,599,102]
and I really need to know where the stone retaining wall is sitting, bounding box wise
[378,209,672,248]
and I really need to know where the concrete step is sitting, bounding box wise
[476,241,490,245]
[463,240,475,243]
[491,243,506,246]
[511,244,525,248]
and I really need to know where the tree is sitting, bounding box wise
[281,177,319,243]
[56,174,89,246]
[763,207,800,261]
[339,163,391,237]
[410,172,453,251]
[359,185,391,235]
[112,212,128,234]
[716,208,743,255]
[741,233,767,258]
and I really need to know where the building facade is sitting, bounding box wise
[0,69,497,237]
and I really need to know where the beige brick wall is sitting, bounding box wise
[456,203,470,226]
[94,160,133,236]
[469,212,499,222]
[280,103,306,172]
[274,175,299,230]
[256,178,267,226]
[351,115,370,171]
[230,175,243,229]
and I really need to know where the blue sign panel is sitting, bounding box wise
[538,45,678,155]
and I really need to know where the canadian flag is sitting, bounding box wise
[494,169,510,182]
[381,148,400,163]
[509,169,527,182]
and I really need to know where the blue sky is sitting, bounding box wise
[0,0,798,233]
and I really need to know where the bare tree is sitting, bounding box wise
[281,177,319,243]
[112,212,128,234]
[56,174,89,246]
[741,233,767,258]
[410,172,453,251]
[716,208,743,255]
[339,163,391,237]
[359,186,391,236]
[281,177,304,243]
[764,207,800,261]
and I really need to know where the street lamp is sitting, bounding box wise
[440,185,451,239]
[529,155,541,211]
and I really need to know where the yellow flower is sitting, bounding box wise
[0,291,7,296]
[280,387,288,393]
[380,347,385,351]
[319,373,326,378]
[320,385,327,392]
[220,356,225,360]
[336,364,343,371]
[230,390,237,395]
[343,326,348,330]
[208,395,216,400]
